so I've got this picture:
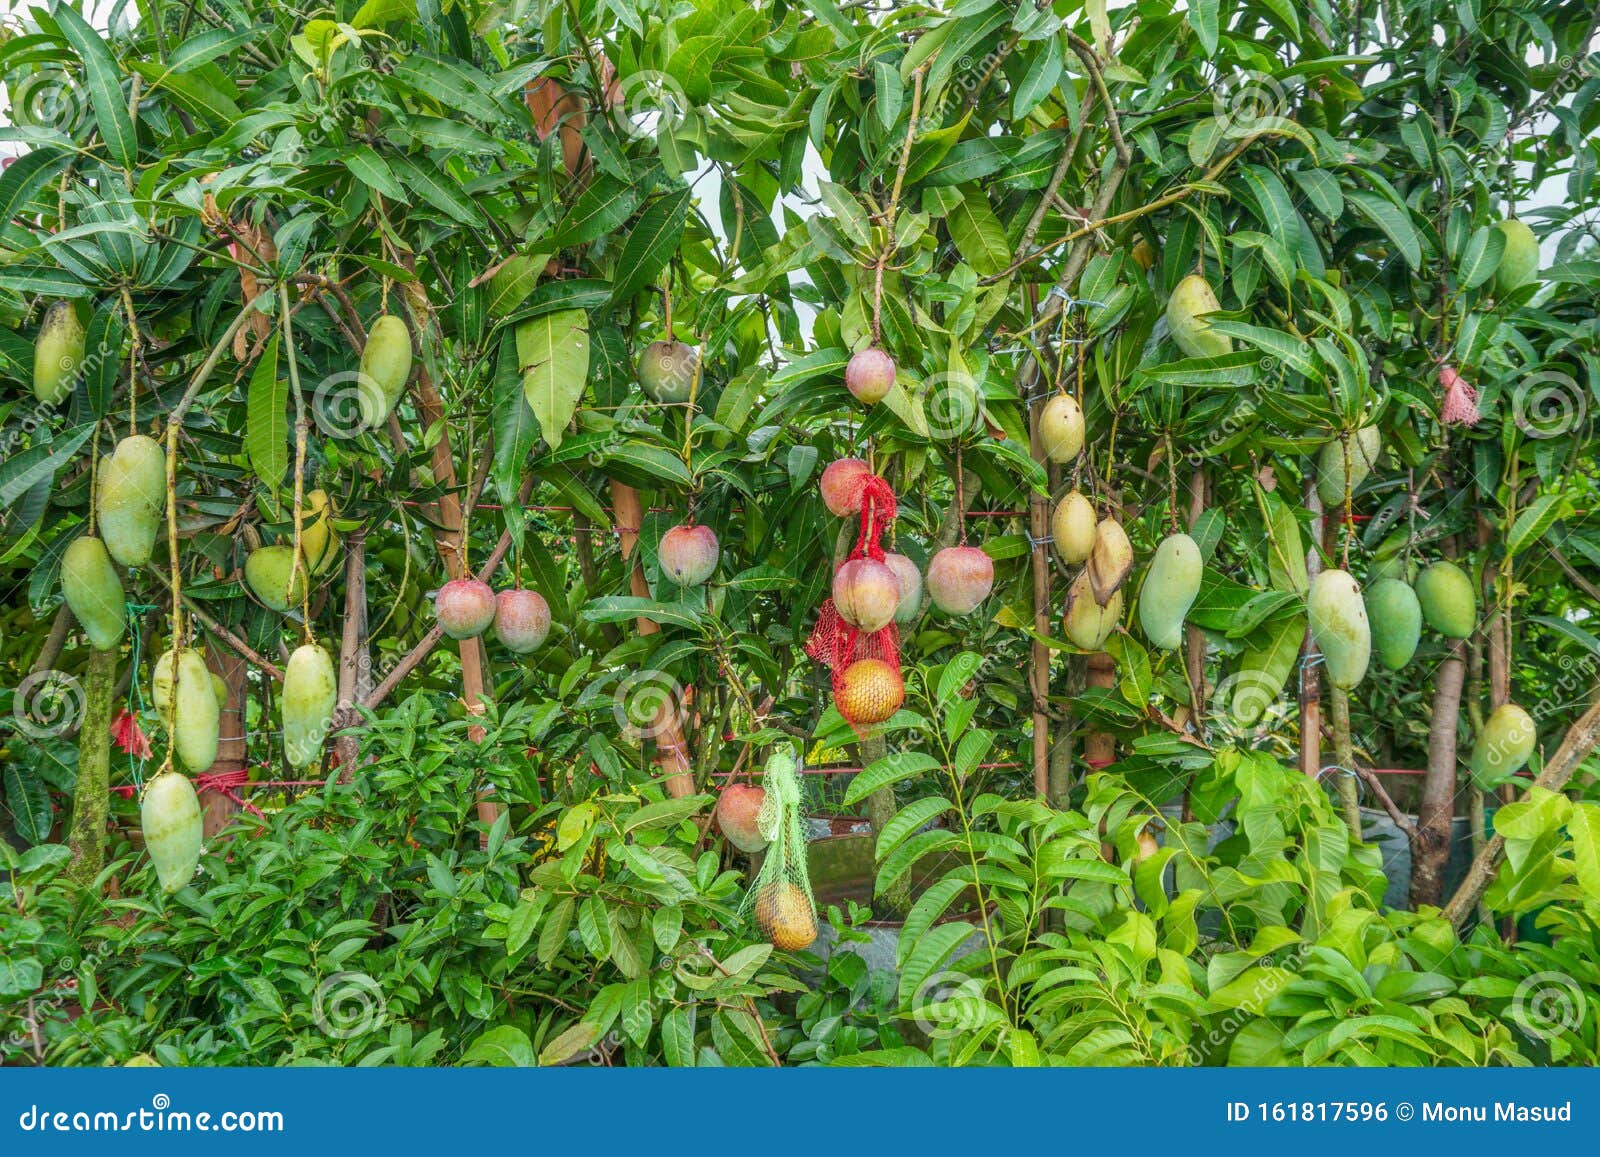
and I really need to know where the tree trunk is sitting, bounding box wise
[861,733,910,917]
[199,645,248,838]
[334,527,369,775]
[1412,639,1465,907]
[1327,686,1361,837]
[67,649,116,887]
[611,481,695,797]
[1298,481,1324,778]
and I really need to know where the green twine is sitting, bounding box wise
[123,600,159,791]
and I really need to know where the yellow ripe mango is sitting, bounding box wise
[1165,275,1231,360]
[1051,490,1096,564]
[1064,569,1122,650]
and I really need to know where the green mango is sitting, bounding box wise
[1308,569,1371,689]
[1415,561,1476,638]
[33,300,85,404]
[152,648,219,772]
[1315,426,1381,508]
[1366,578,1422,670]
[1164,275,1231,359]
[245,545,308,613]
[357,314,414,427]
[283,643,337,769]
[140,770,202,894]
[1469,703,1536,788]
[1493,219,1539,295]
[1229,614,1304,727]
[97,434,166,568]
[61,535,126,651]
[1138,533,1202,650]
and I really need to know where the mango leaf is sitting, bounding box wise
[610,187,691,306]
[945,185,1010,276]
[245,334,285,496]
[516,309,589,451]
[0,425,94,507]
[844,752,941,808]
[1505,493,1565,558]
[53,5,137,169]
[1344,189,1421,268]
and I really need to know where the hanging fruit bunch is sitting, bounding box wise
[805,463,911,734]
[740,748,817,951]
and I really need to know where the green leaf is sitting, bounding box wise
[1505,493,1565,558]
[0,147,71,230]
[460,1025,536,1067]
[245,334,285,496]
[843,752,941,808]
[1570,803,1600,901]
[53,5,137,169]
[1457,224,1506,290]
[0,425,94,507]
[3,764,52,846]
[344,146,407,202]
[945,185,1010,276]
[553,177,643,249]
[1344,189,1422,268]
[610,187,691,306]
[516,309,589,451]
[491,332,537,512]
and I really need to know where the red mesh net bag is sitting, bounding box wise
[806,474,905,736]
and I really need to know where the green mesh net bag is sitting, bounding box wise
[741,747,817,951]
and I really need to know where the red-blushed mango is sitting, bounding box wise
[435,578,496,639]
[820,458,872,516]
[658,523,719,587]
[1308,569,1371,689]
[141,770,203,894]
[283,643,337,770]
[845,347,895,404]
[494,588,551,653]
[882,552,922,624]
[1138,533,1202,650]
[716,784,768,853]
[832,557,901,632]
[926,545,994,614]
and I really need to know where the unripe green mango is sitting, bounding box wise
[61,535,126,651]
[1051,490,1096,564]
[1365,578,1421,670]
[1308,569,1371,689]
[152,648,219,772]
[97,434,166,568]
[1315,426,1381,508]
[1064,570,1122,650]
[358,314,414,427]
[1164,274,1231,359]
[283,643,337,770]
[1229,614,1304,727]
[245,545,307,613]
[1493,219,1539,295]
[1368,552,1413,584]
[1138,533,1202,650]
[140,770,202,894]
[1469,703,1536,788]
[1415,561,1476,638]
[33,301,85,404]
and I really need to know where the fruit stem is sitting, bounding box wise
[279,284,315,645]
